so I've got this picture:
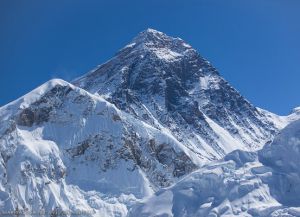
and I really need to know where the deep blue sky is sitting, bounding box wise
[1,0,299,115]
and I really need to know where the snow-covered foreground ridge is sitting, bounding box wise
[0,29,299,216]
[130,119,300,217]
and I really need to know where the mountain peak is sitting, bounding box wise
[130,28,191,52]
[133,28,172,43]
[141,28,164,36]
[2,28,298,217]
[119,28,195,64]
[291,106,300,114]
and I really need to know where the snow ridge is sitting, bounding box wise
[0,29,300,216]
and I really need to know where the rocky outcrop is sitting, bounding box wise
[74,29,281,160]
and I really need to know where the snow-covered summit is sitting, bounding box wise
[116,28,196,63]
[291,106,300,115]
[1,79,69,108]
[0,78,201,215]
[1,29,299,216]
[132,28,170,43]
[73,29,286,160]
[132,28,184,46]
[0,79,74,122]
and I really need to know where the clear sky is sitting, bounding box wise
[0,0,299,115]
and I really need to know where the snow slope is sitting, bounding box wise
[0,79,198,216]
[74,29,296,162]
[129,120,300,217]
[259,119,300,206]
[0,29,299,216]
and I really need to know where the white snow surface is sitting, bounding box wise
[129,120,300,216]
[1,78,299,217]
[1,29,300,217]
[0,79,199,216]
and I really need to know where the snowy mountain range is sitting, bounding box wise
[0,29,299,217]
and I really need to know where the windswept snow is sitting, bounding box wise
[1,29,300,216]
[259,119,300,206]
[0,78,196,215]
[151,48,183,61]
[129,119,300,217]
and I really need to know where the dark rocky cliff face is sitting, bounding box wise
[74,29,279,159]
[1,29,298,216]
